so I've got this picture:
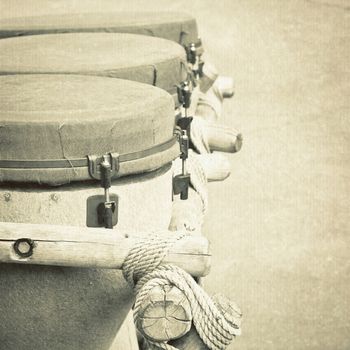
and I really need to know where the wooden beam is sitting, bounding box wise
[136,284,192,342]
[204,122,243,153]
[0,221,211,277]
[169,294,242,350]
[199,62,218,93]
[169,188,204,234]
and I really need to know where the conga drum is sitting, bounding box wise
[0,74,179,350]
[0,11,202,65]
[0,32,188,109]
[0,2,238,96]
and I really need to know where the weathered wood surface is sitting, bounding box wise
[195,85,223,122]
[0,221,211,277]
[169,294,242,350]
[203,122,243,153]
[214,75,235,98]
[137,284,192,342]
[195,152,231,182]
[199,62,218,93]
[169,187,204,234]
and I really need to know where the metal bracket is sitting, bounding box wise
[185,39,204,64]
[87,152,120,181]
[177,81,192,109]
[186,43,197,65]
[173,174,191,200]
[13,238,35,258]
[86,194,119,228]
[177,116,193,138]
[87,153,120,229]
[173,130,191,200]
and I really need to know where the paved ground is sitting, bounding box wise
[1,1,349,349]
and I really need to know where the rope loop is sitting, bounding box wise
[121,233,241,350]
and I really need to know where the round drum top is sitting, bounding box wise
[0,75,179,185]
[0,33,188,104]
[0,11,199,47]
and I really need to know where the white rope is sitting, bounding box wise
[197,84,224,120]
[173,150,208,214]
[190,117,211,154]
[121,233,241,350]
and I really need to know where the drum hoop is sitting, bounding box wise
[0,136,178,170]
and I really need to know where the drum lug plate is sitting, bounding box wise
[86,194,119,228]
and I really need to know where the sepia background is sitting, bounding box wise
[1,0,349,349]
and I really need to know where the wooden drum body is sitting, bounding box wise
[0,10,201,61]
[0,32,188,108]
[0,75,179,350]
[0,9,210,97]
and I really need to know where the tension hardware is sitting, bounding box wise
[87,154,119,229]
[174,80,193,200]
[13,238,35,258]
[177,80,193,143]
[100,156,116,229]
[186,43,197,65]
[173,130,191,200]
[87,152,119,181]
[177,80,192,110]
[185,39,204,79]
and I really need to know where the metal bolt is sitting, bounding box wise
[13,238,34,258]
[50,193,59,202]
[4,192,11,202]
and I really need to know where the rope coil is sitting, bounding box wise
[122,233,241,350]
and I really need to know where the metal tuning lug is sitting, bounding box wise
[173,130,191,200]
[186,43,197,65]
[177,80,192,110]
[177,80,193,136]
[99,156,115,229]
[177,115,193,138]
[86,154,119,229]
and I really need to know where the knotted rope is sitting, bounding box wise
[122,233,241,350]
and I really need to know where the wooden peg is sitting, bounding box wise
[0,221,211,277]
[169,294,242,350]
[136,284,192,342]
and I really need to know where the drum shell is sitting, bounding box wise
[0,33,188,108]
[0,10,199,47]
[0,165,173,350]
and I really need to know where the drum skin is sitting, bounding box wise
[0,75,178,185]
[0,74,176,349]
[0,165,173,350]
[0,11,199,47]
[0,33,187,106]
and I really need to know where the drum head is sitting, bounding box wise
[0,33,188,105]
[0,11,199,47]
[0,74,179,185]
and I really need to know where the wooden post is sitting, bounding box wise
[136,284,192,342]
[194,152,231,182]
[169,187,204,234]
[199,62,219,94]
[203,122,243,153]
[195,85,223,122]
[137,293,242,349]
[191,118,243,154]
[169,294,242,350]
[214,75,235,98]
[0,221,211,277]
